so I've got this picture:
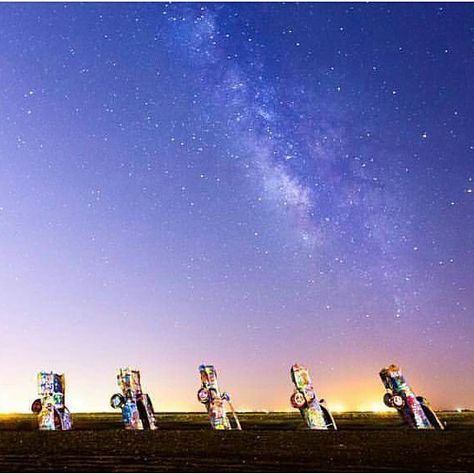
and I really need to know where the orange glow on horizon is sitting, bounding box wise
[0,368,470,414]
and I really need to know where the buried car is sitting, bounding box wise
[197,364,241,430]
[110,368,157,430]
[290,363,337,430]
[31,371,72,430]
[379,364,444,430]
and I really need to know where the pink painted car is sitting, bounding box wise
[197,364,241,430]
[290,363,337,430]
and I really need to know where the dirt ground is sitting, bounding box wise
[0,412,472,472]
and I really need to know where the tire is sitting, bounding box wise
[290,391,306,409]
[110,393,125,409]
[197,388,210,404]
[31,399,42,414]
[383,393,393,408]
[221,392,230,402]
[392,395,405,408]
[320,405,337,430]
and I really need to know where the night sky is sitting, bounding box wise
[0,3,472,413]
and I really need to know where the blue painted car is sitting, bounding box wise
[31,372,72,431]
[110,368,157,430]
[380,364,444,430]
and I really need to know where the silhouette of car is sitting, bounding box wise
[110,368,157,430]
[197,364,241,430]
[379,364,444,430]
[31,371,72,430]
[290,363,337,430]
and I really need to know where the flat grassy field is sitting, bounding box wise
[0,412,472,472]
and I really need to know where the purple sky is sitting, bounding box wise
[0,3,472,412]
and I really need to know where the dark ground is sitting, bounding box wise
[0,412,472,472]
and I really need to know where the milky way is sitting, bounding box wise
[0,3,472,412]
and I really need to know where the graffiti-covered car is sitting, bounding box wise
[197,364,241,430]
[31,371,72,430]
[290,363,337,430]
[379,364,444,430]
[110,368,157,430]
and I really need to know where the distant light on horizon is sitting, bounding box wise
[359,402,392,413]
[328,403,346,413]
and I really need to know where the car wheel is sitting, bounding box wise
[197,388,210,404]
[383,393,393,408]
[31,399,42,414]
[110,393,125,409]
[290,391,306,409]
[392,395,405,408]
[221,392,230,402]
[416,396,428,405]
